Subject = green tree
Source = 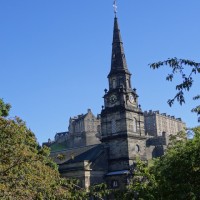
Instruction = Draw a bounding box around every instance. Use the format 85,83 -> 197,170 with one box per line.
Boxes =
0,99 -> 88,200
151,127 -> 200,199
121,159 -> 158,200
149,58 -> 200,121
124,128 -> 200,200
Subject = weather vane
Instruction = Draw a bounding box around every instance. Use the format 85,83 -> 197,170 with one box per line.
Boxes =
113,0 -> 117,16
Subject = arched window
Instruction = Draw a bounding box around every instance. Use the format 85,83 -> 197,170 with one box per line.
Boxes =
135,144 -> 140,153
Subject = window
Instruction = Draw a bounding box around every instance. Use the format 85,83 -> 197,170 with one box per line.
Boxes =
112,79 -> 116,88
126,78 -> 131,88
111,119 -> 116,134
133,118 -> 137,132
135,144 -> 140,153
129,118 -> 137,133
119,77 -> 124,87
112,180 -> 119,188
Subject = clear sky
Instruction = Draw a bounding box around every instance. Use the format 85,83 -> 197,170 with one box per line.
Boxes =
1,0 -> 200,144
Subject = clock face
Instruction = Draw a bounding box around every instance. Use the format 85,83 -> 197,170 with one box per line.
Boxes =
110,94 -> 117,104
129,94 -> 134,103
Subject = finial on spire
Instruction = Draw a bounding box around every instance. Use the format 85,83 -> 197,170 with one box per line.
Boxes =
113,0 -> 117,16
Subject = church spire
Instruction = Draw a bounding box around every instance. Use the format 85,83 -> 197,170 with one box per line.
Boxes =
108,15 -> 131,78
100,2 -> 146,175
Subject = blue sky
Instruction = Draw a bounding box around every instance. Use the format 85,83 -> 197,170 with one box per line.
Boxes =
1,0 -> 200,144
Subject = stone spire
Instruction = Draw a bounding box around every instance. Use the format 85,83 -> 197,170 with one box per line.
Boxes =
108,17 -> 131,77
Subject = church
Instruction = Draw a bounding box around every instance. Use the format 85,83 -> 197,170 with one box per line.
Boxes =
49,5 -> 185,189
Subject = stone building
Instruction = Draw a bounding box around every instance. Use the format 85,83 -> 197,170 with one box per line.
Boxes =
51,144 -> 107,188
144,110 -> 186,137
52,109 -> 101,149
48,13 -> 186,190
144,110 -> 186,159
68,109 -> 101,148
54,131 -> 69,143
49,15 -> 148,190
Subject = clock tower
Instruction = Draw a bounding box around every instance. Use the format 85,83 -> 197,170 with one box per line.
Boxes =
101,16 -> 147,173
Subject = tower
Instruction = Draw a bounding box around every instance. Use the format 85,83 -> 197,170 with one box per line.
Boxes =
101,13 -> 147,175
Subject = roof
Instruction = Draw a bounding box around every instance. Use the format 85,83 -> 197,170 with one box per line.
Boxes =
64,144 -> 104,164
106,170 -> 129,176
51,144 -> 105,165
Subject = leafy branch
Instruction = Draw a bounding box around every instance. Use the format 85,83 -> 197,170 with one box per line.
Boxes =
149,58 -> 200,120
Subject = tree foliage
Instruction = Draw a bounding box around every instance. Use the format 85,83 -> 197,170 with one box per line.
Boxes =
0,99 -> 111,200
124,159 -> 157,200
152,127 -> 200,199
149,58 -> 200,121
123,127 -> 200,200
0,99 -> 90,200
0,98 -> 11,117
0,116 -> 73,199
